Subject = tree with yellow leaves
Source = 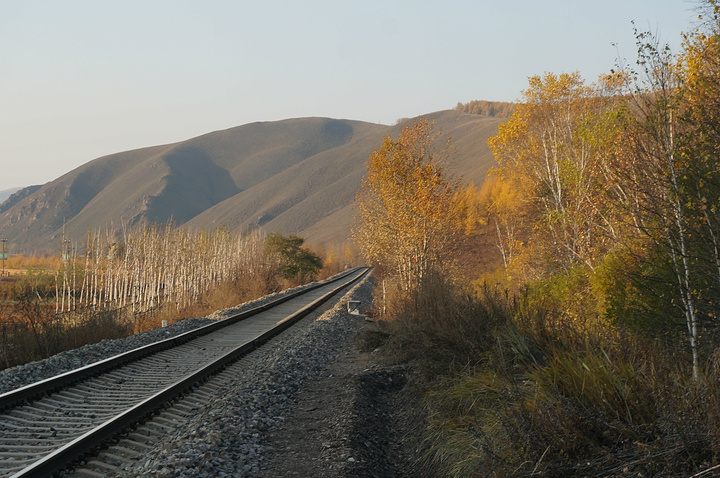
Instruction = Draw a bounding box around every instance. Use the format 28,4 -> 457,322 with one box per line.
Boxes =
488,72 -> 619,275
614,13 -> 720,378
477,171 -> 529,272
354,119 -> 462,291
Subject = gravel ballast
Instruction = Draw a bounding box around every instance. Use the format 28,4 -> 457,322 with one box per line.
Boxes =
1,272 -> 379,477
117,273 -> 375,477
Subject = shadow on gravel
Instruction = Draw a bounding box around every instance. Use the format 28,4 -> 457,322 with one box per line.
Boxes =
346,366 -> 409,478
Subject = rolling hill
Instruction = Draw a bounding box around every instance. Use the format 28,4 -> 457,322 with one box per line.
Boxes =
0,109 -> 505,254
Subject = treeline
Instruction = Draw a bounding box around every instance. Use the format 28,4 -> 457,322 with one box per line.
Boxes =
0,223 -> 331,370
356,2 -> 720,475
455,99 -> 515,118
482,32 -> 720,377
56,225 -> 268,314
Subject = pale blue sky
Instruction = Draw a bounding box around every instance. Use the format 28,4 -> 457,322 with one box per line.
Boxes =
0,1 -> 698,191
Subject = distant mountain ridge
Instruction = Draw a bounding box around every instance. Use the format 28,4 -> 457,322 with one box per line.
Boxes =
0,110 -> 505,253
0,187 -> 30,208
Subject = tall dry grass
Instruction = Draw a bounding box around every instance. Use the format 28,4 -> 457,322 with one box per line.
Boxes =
5,254 -> 61,271
371,271 -> 720,477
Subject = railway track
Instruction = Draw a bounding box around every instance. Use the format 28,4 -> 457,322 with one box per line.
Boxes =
0,267 -> 369,477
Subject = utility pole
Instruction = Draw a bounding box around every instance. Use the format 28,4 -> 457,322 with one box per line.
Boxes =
1,236 -> 6,277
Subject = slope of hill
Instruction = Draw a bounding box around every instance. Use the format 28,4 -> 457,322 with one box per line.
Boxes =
0,186 -> 40,213
0,189 -> 16,205
0,111 -> 504,253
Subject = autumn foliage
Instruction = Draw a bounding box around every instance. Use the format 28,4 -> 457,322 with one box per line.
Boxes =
455,99 -> 515,118
354,119 -> 464,291
487,72 -> 626,277
363,2 -> 720,476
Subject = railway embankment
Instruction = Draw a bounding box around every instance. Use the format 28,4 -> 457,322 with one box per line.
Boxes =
113,271 -> 410,477
1,270 -> 389,477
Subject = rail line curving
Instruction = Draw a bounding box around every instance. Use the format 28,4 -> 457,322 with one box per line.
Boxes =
0,267 -> 369,478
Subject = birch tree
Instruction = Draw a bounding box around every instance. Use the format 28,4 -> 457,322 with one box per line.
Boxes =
613,24 -> 708,378
488,72 -> 618,274
477,171 -> 529,273
679,10 -> 720,309
58,223 -> 271,318
354,119 -> 462,291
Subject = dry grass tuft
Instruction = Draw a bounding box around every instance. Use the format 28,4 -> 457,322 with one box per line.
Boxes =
375,272 -> 720,477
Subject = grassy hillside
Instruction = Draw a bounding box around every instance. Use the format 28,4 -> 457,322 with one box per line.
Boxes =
0,111 -> 504,253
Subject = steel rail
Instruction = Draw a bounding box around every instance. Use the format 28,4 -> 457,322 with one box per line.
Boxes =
7,267 -> 369,478
0,266 -> 362,412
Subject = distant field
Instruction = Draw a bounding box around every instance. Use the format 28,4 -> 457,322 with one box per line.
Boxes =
0,269 -> 26,277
